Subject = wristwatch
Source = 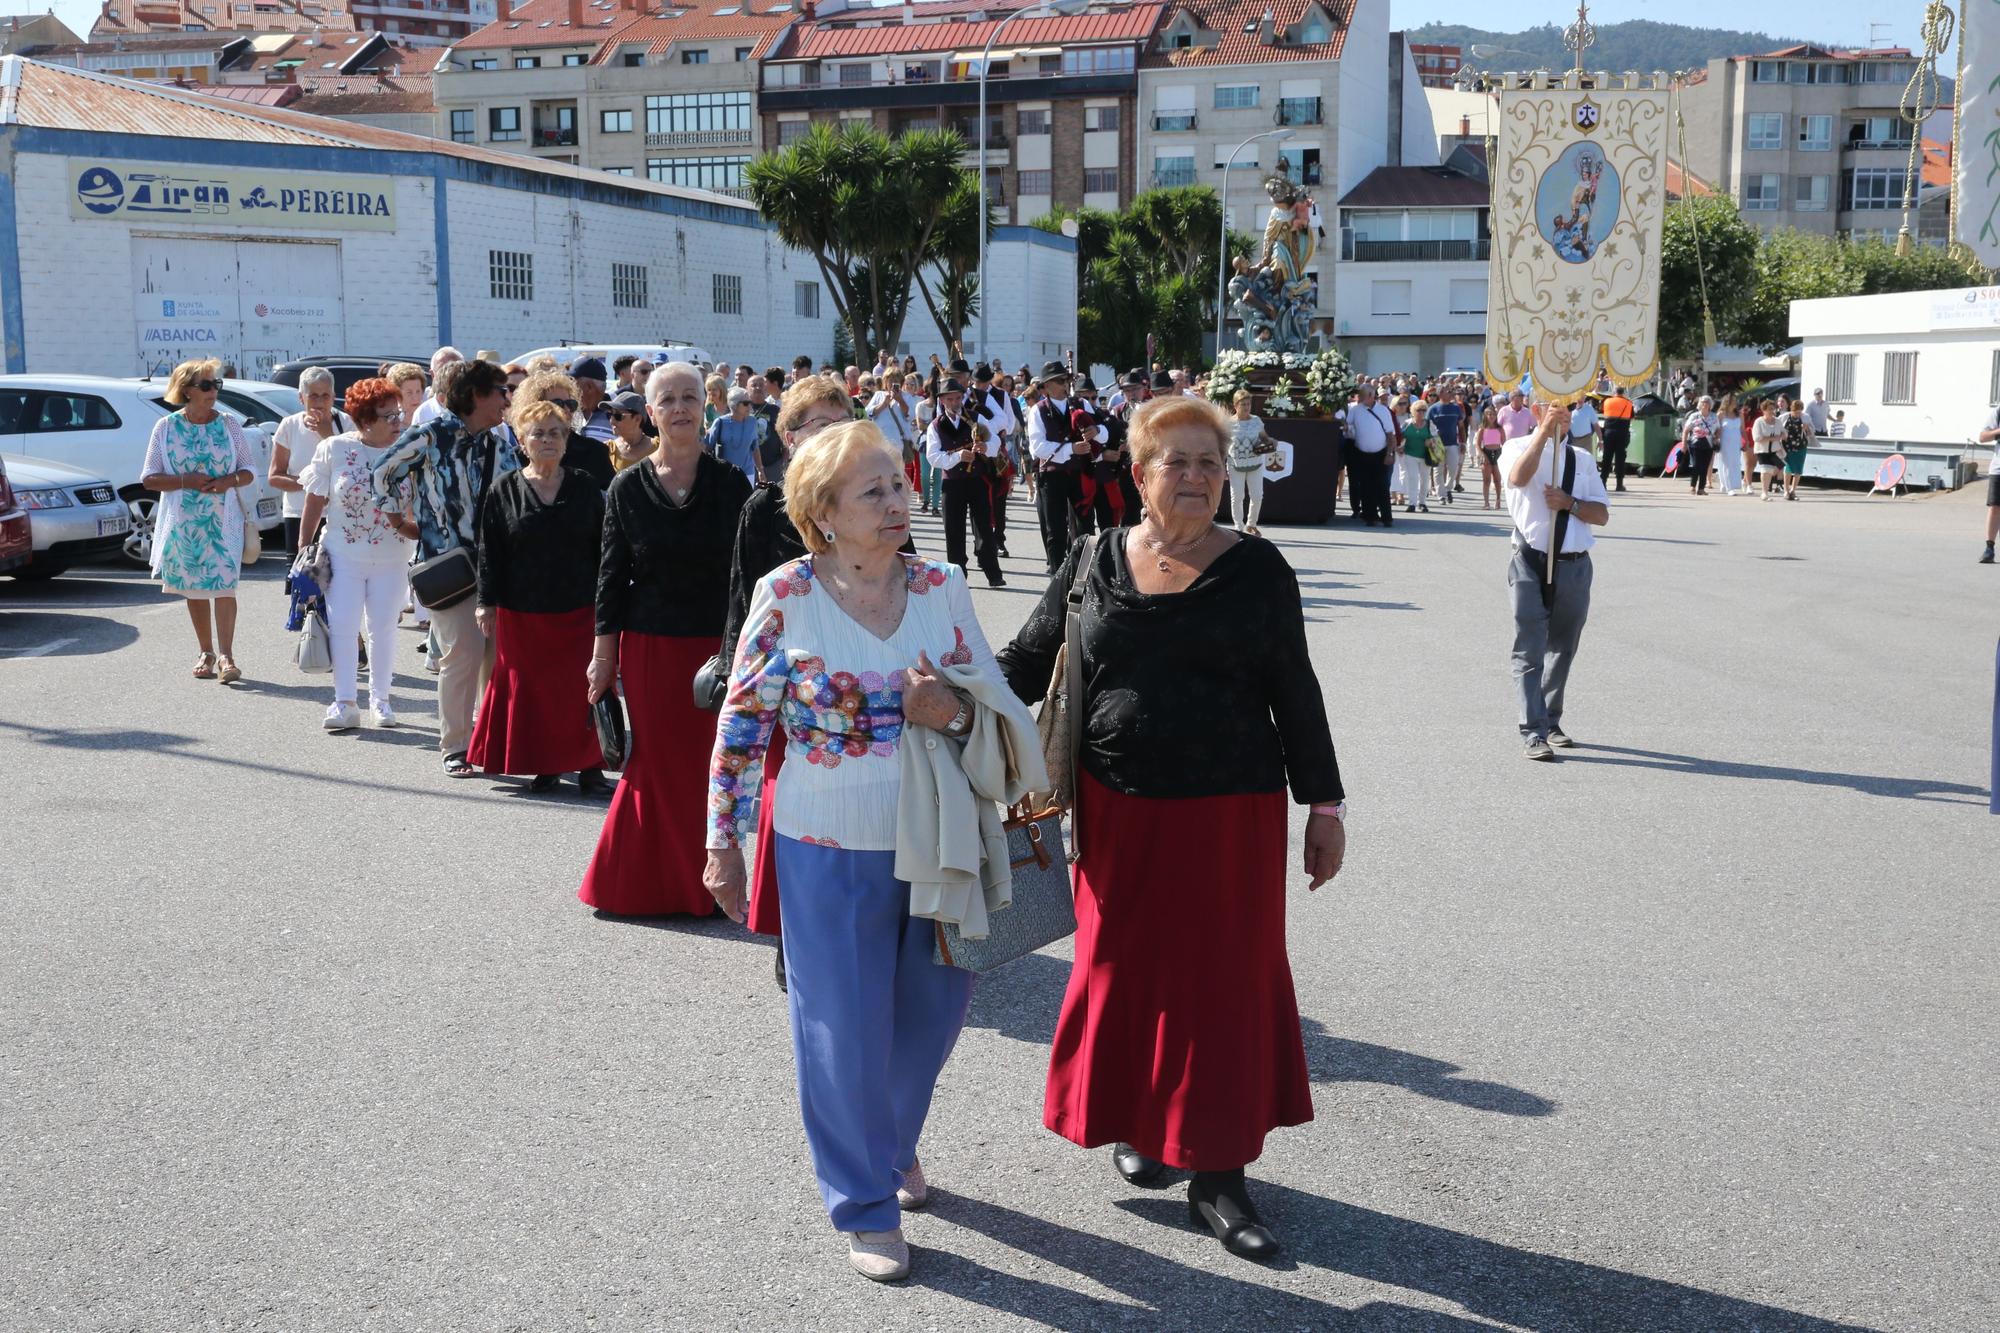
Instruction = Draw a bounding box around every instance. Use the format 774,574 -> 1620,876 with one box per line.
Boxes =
1310,801 -> 1347,822
944,699 -> 972,736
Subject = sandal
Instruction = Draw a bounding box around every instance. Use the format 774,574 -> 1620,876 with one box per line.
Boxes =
216,657 -> 242,684
442,752 -> 475,778
192,652 -> 217,679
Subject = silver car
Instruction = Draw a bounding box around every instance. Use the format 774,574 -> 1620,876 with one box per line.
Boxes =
0,453 -> 128,580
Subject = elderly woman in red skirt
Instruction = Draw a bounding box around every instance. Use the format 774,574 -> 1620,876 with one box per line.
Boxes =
998,394 -> 1348,1261
583,362 -> 752,915
469,398 -> 607,794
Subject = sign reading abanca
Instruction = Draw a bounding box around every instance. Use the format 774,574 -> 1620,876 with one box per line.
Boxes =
69,161 -> 396,232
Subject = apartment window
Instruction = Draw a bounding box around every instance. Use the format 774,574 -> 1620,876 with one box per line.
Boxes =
1843,168 -> 1907,210
795,280 -> 820,319
1017,108 -> 1049,136
563,53 -> 586,66
1862,60 -> 1912,84
603,166 -> 634,176
778,118 -> 810,144
1447,278 -> 1486,315
647,155 -> 750,190
601,109 -> 632,134
489,106 -> 522,142
1214,84 -> 1259,109
1796,175 -> 1830,211
1084,104 -> 1120,133
682,48 -> 709,64
1850,115 -> 1910,149
1825,352 -> 1856,404
1798,114 -> 1832,151
1746,113 -> 1783,151
735,46 -> 752,60
490,249 -> 533,302
644,92 -> 751,134
1751,60 -> 1784,82
1083,167 -> 1118,194
469,57 -> 497,70
1018,169 -> 1052,195
450,108 -> 474,143
612,261 -> 648,310
1790,61 -> 1849,84
1370,279 -> 1412,316
713,272 -> 742,316
1743,173 -> 1781,211
1061,46 -> 1135,75
837,62 -> 870,85
622,50 -> 644,67
514,56 -> 540,69
1154,110 -> 1196,132
1882,350 -> 1917,404
1153,153 -> 1194,188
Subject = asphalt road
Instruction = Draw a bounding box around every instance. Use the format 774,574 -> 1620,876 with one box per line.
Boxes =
2,474 -> 1994,1332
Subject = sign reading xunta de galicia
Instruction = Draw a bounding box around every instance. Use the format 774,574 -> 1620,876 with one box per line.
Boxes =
69,161 -> 396,232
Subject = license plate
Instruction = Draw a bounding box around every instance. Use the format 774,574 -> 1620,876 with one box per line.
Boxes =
257,497 -> 279,519
98,515 -> 130,536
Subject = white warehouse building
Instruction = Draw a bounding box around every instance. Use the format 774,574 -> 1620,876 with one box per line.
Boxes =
0,56 -> 1074,379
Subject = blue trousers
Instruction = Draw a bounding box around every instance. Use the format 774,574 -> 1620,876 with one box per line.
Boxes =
774,835 -> 974,1233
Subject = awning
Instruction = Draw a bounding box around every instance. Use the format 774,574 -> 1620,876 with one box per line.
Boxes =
948,47 -> 1058,62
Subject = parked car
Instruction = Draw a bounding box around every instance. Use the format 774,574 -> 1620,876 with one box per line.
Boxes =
510,343 -> 714,374
269,355 -> 432,398
0,375 -> 283,566
0,454 -> 128,580
0,456 -> 30,575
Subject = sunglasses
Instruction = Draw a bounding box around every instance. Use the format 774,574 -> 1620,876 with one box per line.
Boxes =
194,379 -> 224,392
549,398 -> 579,412
610,410 -> 637,420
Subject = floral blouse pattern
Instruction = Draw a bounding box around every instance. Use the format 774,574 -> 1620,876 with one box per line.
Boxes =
705,553 -> 998,852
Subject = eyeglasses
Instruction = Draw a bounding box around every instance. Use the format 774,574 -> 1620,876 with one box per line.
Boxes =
794,414 -> 847,438
380,409 -> 407,423
194,379 -> 224,393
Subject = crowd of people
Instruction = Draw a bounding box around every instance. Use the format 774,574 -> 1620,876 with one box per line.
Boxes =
137,345 -> 1349,1287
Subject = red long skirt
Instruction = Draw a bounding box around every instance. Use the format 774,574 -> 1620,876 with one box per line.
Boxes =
578,632 -> 717,918
467,606 -> 602,776
745,740 -> 785,936
1044,769 -> 1312,1169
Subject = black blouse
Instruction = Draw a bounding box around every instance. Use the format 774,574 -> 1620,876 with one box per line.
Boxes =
476,468 -> 604,614
562,431 -> 615,491
997,532 -> 1344,804
597,451 -> 751,639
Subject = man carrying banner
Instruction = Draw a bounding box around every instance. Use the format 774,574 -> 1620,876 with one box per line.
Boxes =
1503,405 -> 1610,761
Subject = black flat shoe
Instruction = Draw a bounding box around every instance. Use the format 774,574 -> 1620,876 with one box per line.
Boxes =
529,774 -> 562,793
577,768 -> 612,797
1188,1172 -> 1281,1260
1112,1143 -> 1164,1185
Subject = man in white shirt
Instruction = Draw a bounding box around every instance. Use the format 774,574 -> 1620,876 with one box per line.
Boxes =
1502,404 -> 1611,761
925,377 -> 1005,586
968,364 -> 1018,554
1567,396 -> 1599,453
1805,389 -> 1830,435
1979,404 -> 2000,563
1025,360 -> 1098,573
1337,383 -> 1397,526
409,346 -> 462,427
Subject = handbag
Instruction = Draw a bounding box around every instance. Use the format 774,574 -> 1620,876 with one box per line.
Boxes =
294,606 -> 332,674
932,802 -> 1076,974
693,652 -> 728,711
234,480 -> 262,565
1034,532 -> 1099,816
593,691 -> 628,770
408,545 -> 477,610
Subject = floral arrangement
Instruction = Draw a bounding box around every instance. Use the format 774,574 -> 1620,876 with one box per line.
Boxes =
1265,377 -> 1300,416
1207,347 -> 1355,416
1300,347 -> 1355,414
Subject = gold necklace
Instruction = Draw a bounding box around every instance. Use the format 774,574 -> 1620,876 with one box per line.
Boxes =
1139,523 -> 1213,572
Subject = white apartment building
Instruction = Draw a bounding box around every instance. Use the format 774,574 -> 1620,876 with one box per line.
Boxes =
1678,44 -> 1949,242
1791,285 -> 2000,453
1328,146 -> 1486,374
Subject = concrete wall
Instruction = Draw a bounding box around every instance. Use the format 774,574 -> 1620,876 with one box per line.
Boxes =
1790,286 -> 2000,446
1333,0 -> 1387,200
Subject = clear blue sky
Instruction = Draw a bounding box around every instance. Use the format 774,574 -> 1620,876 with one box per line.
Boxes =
1389,0 -> 1925,55
26,0 -> 1933,59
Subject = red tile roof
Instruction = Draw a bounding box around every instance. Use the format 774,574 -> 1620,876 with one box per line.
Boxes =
787,4 -> 1160,59
1731,43 -> 1912,62
1920,137 -> 1951,188
454,0 -> 791,57
189,81 -> 303,103
1143,0 -> 1350,67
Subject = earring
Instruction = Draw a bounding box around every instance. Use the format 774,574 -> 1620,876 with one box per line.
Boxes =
823,529 -> 836,544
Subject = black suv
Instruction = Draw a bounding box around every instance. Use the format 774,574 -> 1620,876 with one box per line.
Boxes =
270,355 -> 435,398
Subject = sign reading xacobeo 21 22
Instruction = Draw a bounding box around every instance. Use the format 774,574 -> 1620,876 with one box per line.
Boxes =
68,161 -> 397,232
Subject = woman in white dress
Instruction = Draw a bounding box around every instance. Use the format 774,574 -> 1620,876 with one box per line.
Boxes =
1716,392 -> 1745,494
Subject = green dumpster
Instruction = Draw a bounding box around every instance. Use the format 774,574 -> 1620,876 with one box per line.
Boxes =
1629,411 -> 1676,473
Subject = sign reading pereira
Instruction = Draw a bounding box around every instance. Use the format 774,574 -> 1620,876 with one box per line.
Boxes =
69,162 -> 397,233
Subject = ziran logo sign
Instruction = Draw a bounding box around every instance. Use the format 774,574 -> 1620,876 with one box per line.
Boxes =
67,159 -> 397,232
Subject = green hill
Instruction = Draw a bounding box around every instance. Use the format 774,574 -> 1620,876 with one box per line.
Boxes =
1407,20 -> 1800,76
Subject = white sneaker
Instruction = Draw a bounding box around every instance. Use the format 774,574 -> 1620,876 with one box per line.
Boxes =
371,703 -> 398,728
847,1228 -> 910,1282
322,702 -> 361,732
897,1158 -> 928,1210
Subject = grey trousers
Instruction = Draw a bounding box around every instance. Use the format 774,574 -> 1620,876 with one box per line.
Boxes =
1507,546 -> 1592,740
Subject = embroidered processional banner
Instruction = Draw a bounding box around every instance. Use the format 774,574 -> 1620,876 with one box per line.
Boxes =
1959,0 -> 2000,268
1483,85 -> 1670,399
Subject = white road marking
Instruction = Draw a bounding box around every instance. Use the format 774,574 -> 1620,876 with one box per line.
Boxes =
9,637 -> 77,657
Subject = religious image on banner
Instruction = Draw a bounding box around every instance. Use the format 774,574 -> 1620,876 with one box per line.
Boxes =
1484,85 -> 1669,399
1958,0 -> 2000,269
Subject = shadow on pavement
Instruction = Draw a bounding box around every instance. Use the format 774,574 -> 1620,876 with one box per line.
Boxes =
1557,744 -> 1986,805
962,949 -> 1067,1044
1302,1020 -> 1555,1116
0,610 -> 139,656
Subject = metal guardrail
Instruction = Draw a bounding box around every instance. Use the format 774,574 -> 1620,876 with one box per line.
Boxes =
1346,238 -> 1491,262
643,129 -> 754,148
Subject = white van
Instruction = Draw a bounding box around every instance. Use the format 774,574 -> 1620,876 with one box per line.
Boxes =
511,344 -> 715,374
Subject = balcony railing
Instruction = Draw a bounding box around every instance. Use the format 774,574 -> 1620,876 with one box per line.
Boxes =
1844,137 -> 1913,151
533,126 -> 579,147
1345,237 -> 1490,262
1279,162 -> 1323,186
1153,112 -> 1197,132
1276,97 -> 1322,126
644,128 -> 753,148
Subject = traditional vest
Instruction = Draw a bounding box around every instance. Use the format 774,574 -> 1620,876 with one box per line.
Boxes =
1037,398 -> 1081,472
934,411 -> 976,474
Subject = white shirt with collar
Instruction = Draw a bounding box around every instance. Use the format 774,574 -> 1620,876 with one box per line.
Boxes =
925,410 -> 997,471
1501,437 -> 1610,555
1567,401 -> 1598,442
411,394 -> 447,428
1341,399 -> 1396,454
971,384 -> 1016,438
1025,395 -> 1079,463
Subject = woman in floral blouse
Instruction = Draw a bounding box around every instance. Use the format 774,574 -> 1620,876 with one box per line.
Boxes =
139,358 -> 260,684
702,421 -> 995,1286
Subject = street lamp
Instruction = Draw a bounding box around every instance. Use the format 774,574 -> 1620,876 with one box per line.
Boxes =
1213,127 -> 1292,358
976,0 -> 1089,366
